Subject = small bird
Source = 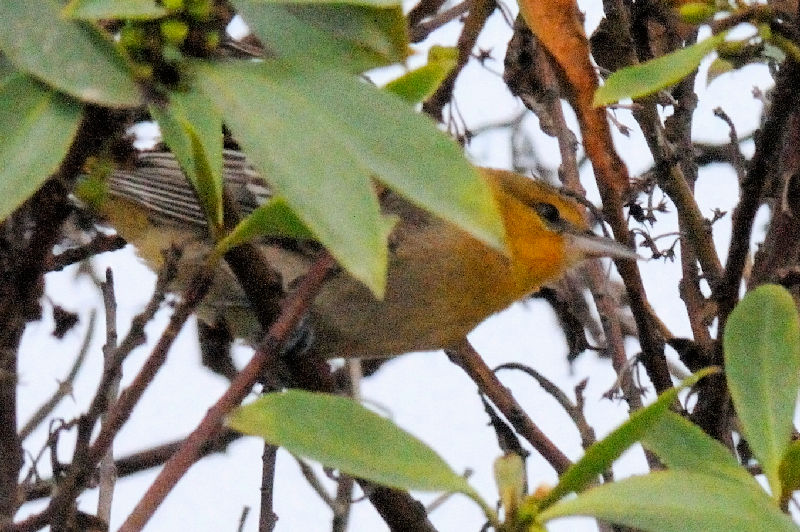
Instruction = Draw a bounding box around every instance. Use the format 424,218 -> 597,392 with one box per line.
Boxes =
88,149 -> 635,360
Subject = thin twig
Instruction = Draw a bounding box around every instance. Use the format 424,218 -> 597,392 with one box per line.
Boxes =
23,430 -> 242,502
46,234 -> 127,272
97,268 -> 121,524
494,363 -> 597,450
259,441 -> 279,532
237,507 -> 251,532
294,456 -> 337,509
19,311 -> 97,440
119,254 -> 336,532
445,339 -> 572,474
423,0 -> 497,121
15,252 -> 206,532
407,0 -> 449,28
409,0 -> 470,42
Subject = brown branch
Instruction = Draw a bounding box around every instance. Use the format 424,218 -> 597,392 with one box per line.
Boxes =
0,106 -> 125,524
23,430 -> 242,502
332,474 -> 355,532
502,18 -> 660,402
715,60 -> 800,324
46,234 -> 128,272
259,443 -> 279,532
13,251 -> 206,532
19,311 -> 96,440
422,0 -> 497,121
495,363 -> 596,450
446,339 -> 572,474
750,115 -> 800,287
409,0 -> 471,43
118,254 -> 335,532
407,0 -> 449,28
693,60 -> 800,443
97,269 -> 121,524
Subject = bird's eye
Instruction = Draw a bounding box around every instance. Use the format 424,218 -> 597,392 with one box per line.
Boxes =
535,202 -> 561,225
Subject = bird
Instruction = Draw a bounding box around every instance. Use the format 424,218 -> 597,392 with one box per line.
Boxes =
84,148 -> 635,360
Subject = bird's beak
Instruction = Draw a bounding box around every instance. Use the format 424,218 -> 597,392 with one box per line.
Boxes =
567,232 -> 640,260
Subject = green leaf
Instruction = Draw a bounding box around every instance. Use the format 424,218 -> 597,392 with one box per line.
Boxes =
538,471 -> 799,532
0,75 -> 83,222
193,61 -> 385,294
677,3 -> 717,24
0,55 -> 16,87
641,411 -> 759,489
594,33 -> 726,107
228,390 -> 472,494
232,0 -> 408,74
384,46 -> 457,103
239,0 -> 400,9
538,368 -> 717,509
0,0 -> 141,107
494,453 -> 526,519
724,284 -> 800,499
706,57 -> 734,86
150,90 -> 224,230
186,128 -> 222,231
194,60 -> 505,296
215,197 -> 316,255
63,0 -> 167,20
779,440 -> 800,498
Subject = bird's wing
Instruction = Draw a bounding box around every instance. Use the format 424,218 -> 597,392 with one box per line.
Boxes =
107,149 -> 269,228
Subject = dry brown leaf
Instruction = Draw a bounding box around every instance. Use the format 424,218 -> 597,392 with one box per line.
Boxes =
517,0 -> 630,198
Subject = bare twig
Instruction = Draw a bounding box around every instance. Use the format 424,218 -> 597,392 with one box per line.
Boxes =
15,251 -> 206,532
716,60 -> 800,319
119,254 -> 336,532
407,0 -> 449,28
46,234 -> 128,272
237,507 -> 251,532
19,311 -> 97,440
446,339 -> 572,474
97,269 -> 121,524
423,0 -> 497,121
259,442 -> 279,532
332,474 -> 355,532
24,430 -> 242,502
494,363 -> 597,450
409,0 -> 471,42
0,106 -> 125,523
294,456 -> 336,509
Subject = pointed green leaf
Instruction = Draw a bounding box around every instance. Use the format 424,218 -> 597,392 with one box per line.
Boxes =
193,60 -> 386,294
232,0 -> 408,74
0,0 -> 141,107
0,55 -> 16,87
724,284 -> 800,499
384,46 -> 458,103
228,390 -> 472,493
594,33 -> 726,107
246,0 -> 400,6
779,440 -> 800,498
494,453 -> 526,518
186,128 -> 223,231
63,0 -> 167,20
706,57 -> 734,86
538,368 -> 718,509
539,471 -> 798,532
0,75 -> 83,222
677,3 -> 716,24
150,89 -> 223,229
215,197 -> 315,255
641,411 -> 759,489
194,59 -> 505,295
